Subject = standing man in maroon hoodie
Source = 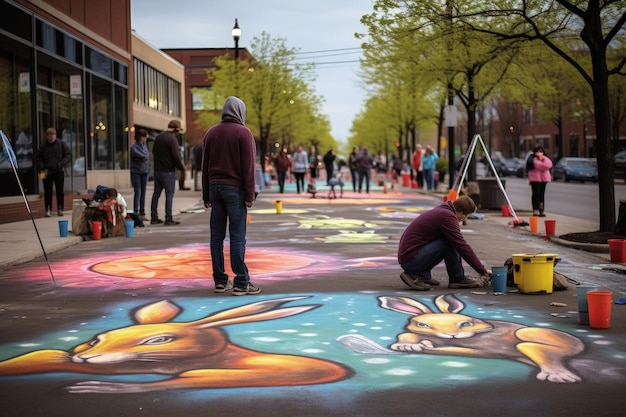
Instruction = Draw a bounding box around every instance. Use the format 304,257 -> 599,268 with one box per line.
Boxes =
202,96 -> 260,296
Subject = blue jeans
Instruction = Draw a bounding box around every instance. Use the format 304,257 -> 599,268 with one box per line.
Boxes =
277,170 -> 287,193
131,172 -> 148,215
350,168 -> 359,192
400,239 -> 465,283
209,183 -> 249,289
151,171 -> 176,222
358,168 -> 371,193
424,168 -> 435,190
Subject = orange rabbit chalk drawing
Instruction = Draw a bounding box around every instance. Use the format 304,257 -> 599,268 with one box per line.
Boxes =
0,297 -> 352,393
377,294 -> 585,383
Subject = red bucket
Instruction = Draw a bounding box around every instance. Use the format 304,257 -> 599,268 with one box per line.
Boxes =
402,172 -> 410,187
544,219 -> 556,236
92,221 -> 102,240
608,239 -> 626,262
587,291 -> 612,329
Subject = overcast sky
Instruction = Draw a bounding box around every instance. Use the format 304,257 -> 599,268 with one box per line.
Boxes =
130,0 -> 375,144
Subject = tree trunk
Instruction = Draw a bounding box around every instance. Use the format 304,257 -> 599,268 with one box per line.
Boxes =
582,4 -> 615,232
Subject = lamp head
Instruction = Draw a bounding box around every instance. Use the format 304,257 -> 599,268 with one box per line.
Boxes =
232,18 -> 241,41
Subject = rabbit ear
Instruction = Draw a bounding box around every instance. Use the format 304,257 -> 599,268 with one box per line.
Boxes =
195,296 -> 317,328
434,294 -> 465,313
378,296 -> 432,315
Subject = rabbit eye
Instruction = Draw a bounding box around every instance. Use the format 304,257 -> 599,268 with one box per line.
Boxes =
459,321 -> 473,328
88,338 -> 98,347
142,336 -> 174,345
416,322 -> 431,329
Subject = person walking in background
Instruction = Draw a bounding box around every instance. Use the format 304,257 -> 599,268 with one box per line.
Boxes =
422,145 -> 439,190
150,120 -> 186,226
192,143 -> 203,191
202,96 -> 260,296
274,146 -> 291,193
357,145 -> 375,193
348,145 -> 360,192
323,149 -> 336,185
37,127 -> 71,217
130,129 -> 150,220
309,153 -> 320,184
291,145 -> 308,193
391,156 -> 403,182
412,144 -> 423,188
526,145 -> 553,217
398,195 -> 491,291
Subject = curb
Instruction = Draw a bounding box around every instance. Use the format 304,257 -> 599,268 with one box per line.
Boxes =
548,236 -> 610,253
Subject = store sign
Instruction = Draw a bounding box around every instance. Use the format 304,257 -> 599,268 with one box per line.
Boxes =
19,72 -> 30,93
70,74 -> 82,96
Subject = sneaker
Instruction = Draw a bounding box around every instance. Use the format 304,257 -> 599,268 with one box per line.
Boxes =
164,220 -> 180,226
232,283 -> 261,296
57,210 -> 63,216
420,277 -> 440,286
45,210 -> 51,217
150,218 -> 164,224
214,281 -> 234,293
399,272 -> 431,291
448,278 -> 481,289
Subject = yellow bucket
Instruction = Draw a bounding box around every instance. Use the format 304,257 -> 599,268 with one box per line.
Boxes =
511,253 -> 557,294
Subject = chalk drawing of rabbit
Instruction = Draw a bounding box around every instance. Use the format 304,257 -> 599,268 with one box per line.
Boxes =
339,294 -> 584,383
0,297 -> 352,393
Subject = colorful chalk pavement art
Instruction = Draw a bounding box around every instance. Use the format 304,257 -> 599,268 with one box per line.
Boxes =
5,244 -> 398,289
0,293 -> 624,395
0,200 -> 625,398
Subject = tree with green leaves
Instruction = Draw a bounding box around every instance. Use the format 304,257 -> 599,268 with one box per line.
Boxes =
359,0 -> 525,181
450,0 -> 626,232
197,32 -> 335,174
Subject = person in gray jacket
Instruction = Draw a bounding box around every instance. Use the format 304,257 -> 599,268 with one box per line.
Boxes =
357,146 -> 374,193
130,129 -> 150,220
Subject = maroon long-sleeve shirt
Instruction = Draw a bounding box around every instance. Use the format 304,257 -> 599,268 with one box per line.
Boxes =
201,97 -> 257,203
397,201 -> 487,274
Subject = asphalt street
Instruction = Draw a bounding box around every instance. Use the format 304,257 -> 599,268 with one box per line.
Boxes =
0,182 -> 624,417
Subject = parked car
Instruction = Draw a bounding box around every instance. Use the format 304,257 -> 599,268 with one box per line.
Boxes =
614,151 -> 626,179
493,157 -> 524,177
552,157 -> 598,182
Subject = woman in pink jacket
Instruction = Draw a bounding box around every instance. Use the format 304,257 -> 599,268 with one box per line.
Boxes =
526,146 -> 553,217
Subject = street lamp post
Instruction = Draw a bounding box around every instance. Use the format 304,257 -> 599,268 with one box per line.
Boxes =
232,18 -> 241,60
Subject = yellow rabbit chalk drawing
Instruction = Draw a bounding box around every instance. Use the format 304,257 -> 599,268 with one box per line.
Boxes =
0,297 -> 352,393
378,294 -> 585,383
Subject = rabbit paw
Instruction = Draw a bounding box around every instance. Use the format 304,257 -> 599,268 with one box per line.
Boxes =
536,369 -> 581,383
67,380 -> 150,394
391,340 -> 434,353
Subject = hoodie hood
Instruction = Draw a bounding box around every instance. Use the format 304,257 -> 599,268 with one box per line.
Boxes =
221,96 -> 246,125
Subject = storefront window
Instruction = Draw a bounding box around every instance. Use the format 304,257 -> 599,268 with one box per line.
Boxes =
114,85 -> 128,170
90,75 -> 113,170
0,52 -> 35,196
